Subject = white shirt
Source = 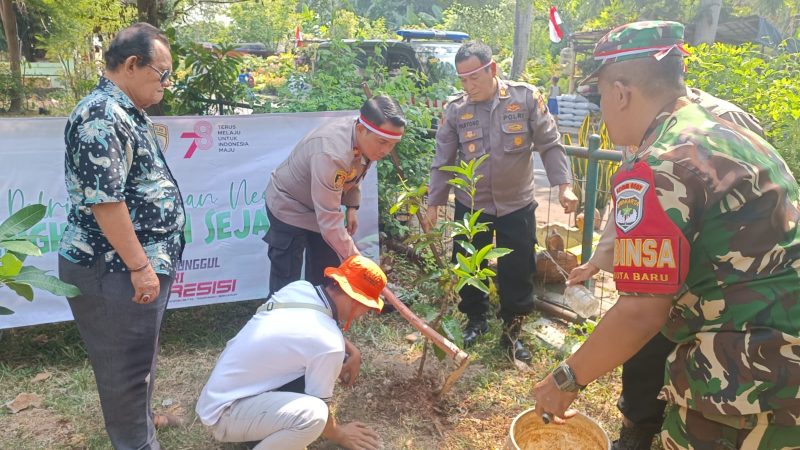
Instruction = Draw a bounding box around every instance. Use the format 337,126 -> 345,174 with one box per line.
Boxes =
195,281 -> 345,426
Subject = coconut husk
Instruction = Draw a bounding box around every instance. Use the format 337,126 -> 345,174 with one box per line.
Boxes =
534,229 -> 578,284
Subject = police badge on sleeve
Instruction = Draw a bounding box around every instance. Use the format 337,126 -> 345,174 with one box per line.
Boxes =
614,179 -> 649,233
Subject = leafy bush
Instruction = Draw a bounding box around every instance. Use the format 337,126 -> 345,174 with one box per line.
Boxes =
686,43 -> 800,176
1,205 -> 80,315
164,36 -> 249,115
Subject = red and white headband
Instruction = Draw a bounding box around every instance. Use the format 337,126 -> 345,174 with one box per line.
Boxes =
358,116 -> 403,140
457,59 -> 495,77
594,44 -> 690,62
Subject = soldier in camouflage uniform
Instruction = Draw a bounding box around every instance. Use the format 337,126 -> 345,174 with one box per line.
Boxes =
569,84 -> 766,450
426,41 -> 578,363
532,21 -> 800,449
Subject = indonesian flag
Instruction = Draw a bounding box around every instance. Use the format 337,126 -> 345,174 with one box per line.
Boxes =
549,6 -> 563,43
295,25 -> 303,48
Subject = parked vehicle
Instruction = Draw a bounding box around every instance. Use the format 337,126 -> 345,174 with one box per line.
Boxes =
318,30 -> 469,85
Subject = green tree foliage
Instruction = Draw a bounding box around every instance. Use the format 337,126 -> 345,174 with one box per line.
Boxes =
685,42 -> 800,176
350,0 -> 448,28
25,0 -> 136,100
440,0 -> 515,56
164,38 -> 248,115
226,0 -> 299,51
171,3 -> 230,47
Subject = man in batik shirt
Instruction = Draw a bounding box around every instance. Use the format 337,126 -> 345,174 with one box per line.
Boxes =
59,22 -> 185,450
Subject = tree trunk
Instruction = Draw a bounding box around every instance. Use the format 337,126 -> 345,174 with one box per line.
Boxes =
1,0 -> 24,112
138,0 -> 164,115
510,0 -> 533,81
692,0 -> 722,45
137,0 -> 160,28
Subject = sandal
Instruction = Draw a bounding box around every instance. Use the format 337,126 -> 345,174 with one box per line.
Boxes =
153,412 -> 186,429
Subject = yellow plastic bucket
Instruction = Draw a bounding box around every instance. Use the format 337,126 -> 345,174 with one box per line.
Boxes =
506,408 -> 610,450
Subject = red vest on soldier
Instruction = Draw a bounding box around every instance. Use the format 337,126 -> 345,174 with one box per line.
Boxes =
611,160 -> 690,295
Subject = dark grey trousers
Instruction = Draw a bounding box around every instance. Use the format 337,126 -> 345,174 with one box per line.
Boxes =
59,256 -> 173,450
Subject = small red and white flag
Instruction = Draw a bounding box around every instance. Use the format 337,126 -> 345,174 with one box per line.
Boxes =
295,25 -> 303,48
549,6 -> 563,43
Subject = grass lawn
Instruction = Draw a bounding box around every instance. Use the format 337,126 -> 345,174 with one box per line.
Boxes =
0,251 -> 658,449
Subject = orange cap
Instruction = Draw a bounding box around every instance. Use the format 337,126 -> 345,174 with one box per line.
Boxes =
324,255 -> 386,312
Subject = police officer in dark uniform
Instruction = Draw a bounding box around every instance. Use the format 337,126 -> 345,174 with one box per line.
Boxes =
426,41 -> 577,362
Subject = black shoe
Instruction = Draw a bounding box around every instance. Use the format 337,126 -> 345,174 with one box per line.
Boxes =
462,317 -> 488,347
611,423 -> 660,450
500,316 -> 532,363
500,335 -> 532,363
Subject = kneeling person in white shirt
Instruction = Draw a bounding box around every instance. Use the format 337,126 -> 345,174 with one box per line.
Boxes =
196,255 -> 386,450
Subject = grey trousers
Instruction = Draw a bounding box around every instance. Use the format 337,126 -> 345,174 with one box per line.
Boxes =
59,257 -> 174,450
211,391 -> 328,450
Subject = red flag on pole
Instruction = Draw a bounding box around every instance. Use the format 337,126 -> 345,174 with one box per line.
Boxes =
295,25 -> 303,48
549,6 -> 563,43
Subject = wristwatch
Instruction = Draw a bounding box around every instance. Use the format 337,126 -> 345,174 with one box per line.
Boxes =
551,362 -> 586,392
346,205 -> 360,210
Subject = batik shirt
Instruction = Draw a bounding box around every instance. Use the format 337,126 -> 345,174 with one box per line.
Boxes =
60,77 -> 185,275
622,99 -> 800,425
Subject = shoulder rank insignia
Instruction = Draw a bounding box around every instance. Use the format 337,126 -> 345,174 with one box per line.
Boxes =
334,170 -> 347,189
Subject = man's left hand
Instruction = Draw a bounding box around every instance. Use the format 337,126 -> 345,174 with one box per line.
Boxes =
339,346 -> 362,387
558,185 -> 579,214
346,207 -> 359,236
532,374 -> 579,424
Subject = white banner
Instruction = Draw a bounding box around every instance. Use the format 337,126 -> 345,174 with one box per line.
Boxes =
0,111 -> 379,329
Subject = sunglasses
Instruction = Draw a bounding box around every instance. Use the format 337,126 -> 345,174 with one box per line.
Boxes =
146,64 -> 172,84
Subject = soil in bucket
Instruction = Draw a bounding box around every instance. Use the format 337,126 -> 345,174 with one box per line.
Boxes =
507,408 -> 610,450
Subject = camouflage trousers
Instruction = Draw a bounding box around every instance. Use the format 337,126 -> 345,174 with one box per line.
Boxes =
661,405 -> 800,450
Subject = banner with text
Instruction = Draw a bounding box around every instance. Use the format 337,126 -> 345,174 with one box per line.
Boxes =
0,111 -> 379,329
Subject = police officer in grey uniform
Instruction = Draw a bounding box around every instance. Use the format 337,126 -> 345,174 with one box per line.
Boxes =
264,95 -> 405,296
568,88 -> 763,450
426,42 -> 578,362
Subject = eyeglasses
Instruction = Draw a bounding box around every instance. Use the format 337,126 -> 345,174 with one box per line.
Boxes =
147,64 -> 172,84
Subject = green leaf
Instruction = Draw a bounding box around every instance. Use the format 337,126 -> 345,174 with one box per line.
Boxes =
0,252 -> 23,277
14,266 -> 81,297
5,281 -> 34,301
440,315 -> 464,348
485,248 -> 514,260
439,165 -> 467,175
456,253 -> 473,272
0,204 -> 46,239
473,243 -> 493,264
0,305 -> 13,315
456,240 -> 476,255
464,277 -> 490,294
0,239 -> 42,256
447,178 -> 469,189
451,268 -> 470,278
479,268 -> 497,277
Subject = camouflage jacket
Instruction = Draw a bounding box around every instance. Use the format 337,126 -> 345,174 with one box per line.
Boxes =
630,98 -> 800,425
